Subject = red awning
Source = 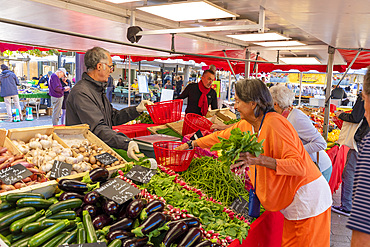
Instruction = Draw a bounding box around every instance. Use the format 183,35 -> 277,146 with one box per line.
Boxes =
338,49 -> 370,69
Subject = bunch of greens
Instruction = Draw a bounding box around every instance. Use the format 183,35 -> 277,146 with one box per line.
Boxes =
211,128 -> 264,165
180,157 -> 249,206
135,112 -> 154,124
223,119 -> 241,125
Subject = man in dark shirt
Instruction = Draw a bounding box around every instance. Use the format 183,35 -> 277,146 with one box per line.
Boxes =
177,69 -> 218,116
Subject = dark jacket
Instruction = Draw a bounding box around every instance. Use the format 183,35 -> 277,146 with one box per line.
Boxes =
66,72 -> 140,150
177,83 -> 218,115
38,75 -> 49,87
338,94 -> 370,144
0,70 -> 19,97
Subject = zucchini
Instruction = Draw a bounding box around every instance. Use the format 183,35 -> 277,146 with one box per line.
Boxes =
16,198 -> 54,209
40,219 -> 63,227
0,208 -> 16,218
47,210 -> 76,220
108,239 -> 122,247
54,229 -> 78,246
22,222 -> 47,234
83,210 -> 97,243
0,233 -> 11,246
47,197 -> 59,204
45,198 -> 83,217
77,227 -> 86,244
6,232 -> 29,243
40,232 -> 69,247
28,219 -> 71,247
9,236 -> 32,247
5,192 -> 45,202
0,207 -> 36,228
10,209 -> 45,233
0,201 -> 15,211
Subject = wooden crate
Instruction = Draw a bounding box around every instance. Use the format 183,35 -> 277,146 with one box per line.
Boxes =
54,125 -> 126,163
0,181 -> 57,200
0,128 -> 22,155
7,126 -> 54,143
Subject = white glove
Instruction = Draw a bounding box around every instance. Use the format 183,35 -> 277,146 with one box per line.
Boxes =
136,100 -> 154,113
127,141 -> 144,161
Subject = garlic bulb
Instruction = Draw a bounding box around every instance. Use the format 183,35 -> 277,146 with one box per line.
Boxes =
66,157 -> 78,164
61,148 -> 72,157
48,151 -> 57,159
40,140 -> 52,149
56,155 -> 66,162
52,140 -> 59,147
76,154 -> 84,163
18,145 -> 30,154
35,133 -> 42,139
29,141 -> 42,149
40,162 -> 53,173
44,155 -> 53,163
51,146 -> 63,154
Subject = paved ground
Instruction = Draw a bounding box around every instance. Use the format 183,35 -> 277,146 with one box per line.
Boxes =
1,101 -> 352,246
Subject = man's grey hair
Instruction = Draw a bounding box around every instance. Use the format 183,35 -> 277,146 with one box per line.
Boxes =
269,84 -> 295,110
84,47 -> 110,71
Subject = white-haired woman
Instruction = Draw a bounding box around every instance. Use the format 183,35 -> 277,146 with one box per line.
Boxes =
270,85 -> 332,182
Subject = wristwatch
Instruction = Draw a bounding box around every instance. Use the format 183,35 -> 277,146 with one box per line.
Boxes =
186,140 -> 193,149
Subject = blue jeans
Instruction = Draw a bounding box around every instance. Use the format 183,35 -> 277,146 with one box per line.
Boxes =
341,149 -> 358,211
107,87 -> 114,103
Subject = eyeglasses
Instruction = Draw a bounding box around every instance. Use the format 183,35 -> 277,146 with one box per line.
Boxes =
101,63 -> 114,72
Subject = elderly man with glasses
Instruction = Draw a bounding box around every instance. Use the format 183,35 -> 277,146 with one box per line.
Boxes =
66,47 -> 152,160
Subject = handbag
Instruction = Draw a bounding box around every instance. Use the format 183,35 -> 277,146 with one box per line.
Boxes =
337,120 -> 362,150
248,167 -> 261,218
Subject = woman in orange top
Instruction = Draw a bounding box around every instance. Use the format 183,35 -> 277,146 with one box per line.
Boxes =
178,79 -> 332,246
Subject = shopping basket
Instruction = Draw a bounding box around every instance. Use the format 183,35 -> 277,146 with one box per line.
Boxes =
153,141 -> 195,172
182,113 -> 213,136
145,99 -> 183,124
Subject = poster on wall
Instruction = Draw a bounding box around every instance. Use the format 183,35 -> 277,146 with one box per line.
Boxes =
212,81 -> 221,98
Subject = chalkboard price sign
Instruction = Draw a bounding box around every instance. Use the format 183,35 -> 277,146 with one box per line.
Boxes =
230,196 -> 249,218
50,160 -> 73,179
95,153 -> 118,166
0,164 -> 33,185
58,242 -> 107,247
125,165 -> 157,184
95,178 -> 140,205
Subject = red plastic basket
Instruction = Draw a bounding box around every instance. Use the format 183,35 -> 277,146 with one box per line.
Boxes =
146,100 -> 183,124
153,141 -> 195,172
182,113 -> 213,136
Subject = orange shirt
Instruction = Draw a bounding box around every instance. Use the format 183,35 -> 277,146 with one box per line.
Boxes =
197,112 -> 322,212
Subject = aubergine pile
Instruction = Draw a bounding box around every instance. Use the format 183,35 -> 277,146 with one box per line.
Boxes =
0,167 -> 225,247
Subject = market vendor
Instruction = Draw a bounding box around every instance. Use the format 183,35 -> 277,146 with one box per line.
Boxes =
177,69 -> 217,116
65,47 -> 152,160
177,78 -> 332,246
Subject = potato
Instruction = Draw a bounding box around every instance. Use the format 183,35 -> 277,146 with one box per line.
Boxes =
83,157 -> 90,162
89,156 -> 96,164
79,147 -> 86,153
106,165 -> 111,168
92,164 -> 99,169
97,161 -> 101,166
83,152 -> 89,157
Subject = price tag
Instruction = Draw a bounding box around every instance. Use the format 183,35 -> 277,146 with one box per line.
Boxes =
230,196 -> 249,217
95,152 -> 118,166
95,178 -> 140,205
125,165 -> 157,184
50,160 -> 73,179
0,164 -> 33,185
58,242 -> 107,247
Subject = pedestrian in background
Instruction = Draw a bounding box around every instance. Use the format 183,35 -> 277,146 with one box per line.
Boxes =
0,64 -> 22,121
106,75 -> 114,103
49,68 -> 67,125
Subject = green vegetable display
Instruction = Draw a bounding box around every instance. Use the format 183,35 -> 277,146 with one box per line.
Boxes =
211,128 -> 265,164
135,112 -> 154,124
223,119 -> 241,125
180,157 -> 249,205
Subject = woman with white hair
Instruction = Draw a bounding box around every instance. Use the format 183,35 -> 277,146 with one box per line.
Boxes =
270,85 -> 332,182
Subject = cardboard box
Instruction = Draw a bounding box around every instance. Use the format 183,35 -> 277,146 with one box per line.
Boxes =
206,108 -> 236,123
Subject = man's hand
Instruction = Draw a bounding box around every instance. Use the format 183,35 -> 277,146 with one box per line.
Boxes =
136,100 -> 154,113
127,141 -> 145,161
335,110 -> 344,118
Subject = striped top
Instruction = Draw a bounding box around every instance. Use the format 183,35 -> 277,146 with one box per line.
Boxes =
347,132 -> 370,234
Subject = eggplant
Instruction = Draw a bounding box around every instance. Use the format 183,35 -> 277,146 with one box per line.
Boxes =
93,214 -> 113,229
117,199 -> 132,219
194,241 -> 212,247
82,167 -> 109,183
167,217 -> 200,229
103,200 -> 119,215
58,179 -> 98,193
140,200 -> 165,220
122,236 -> 149,247
105,218 -> 134,233
106,230 -> 135,242
59,192 -> 85,201
126,199 -> 146,219
163,221 -> 188,246
83,204 -> 98,217
75,207 -> 83,217
84,191 -> 100,205
132,212 -> 166,236
178,228 -> 202,247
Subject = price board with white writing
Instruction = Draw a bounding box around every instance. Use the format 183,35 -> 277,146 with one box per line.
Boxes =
0,164 -> 33,185
95,178 -> 140,205
95,153 -> 118,166
125,165 -> 157,184
50,160 -> 73,179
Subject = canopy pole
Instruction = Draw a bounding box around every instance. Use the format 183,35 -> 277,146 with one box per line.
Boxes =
323,46 -> 335,140
298,72 -> 303,107
336,49 -> 362,87
128,55 -> 131,107
228,72 -> 232,101
245,50 -> 251,79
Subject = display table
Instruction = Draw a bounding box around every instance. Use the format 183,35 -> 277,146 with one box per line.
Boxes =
113,123 -> 159,138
